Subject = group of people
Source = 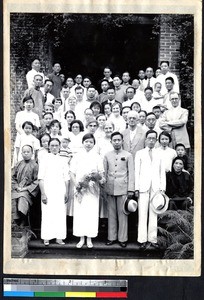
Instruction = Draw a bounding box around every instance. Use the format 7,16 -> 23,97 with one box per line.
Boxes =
11,59 -> 193,250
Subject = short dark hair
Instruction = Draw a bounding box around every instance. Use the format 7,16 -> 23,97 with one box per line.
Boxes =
165,76 -> 174,84
126,86 -> 135,94
122,106 -> 131,113
70,119 -> 84,132
75,86 -> 84,92
158,131 -> 172,143
113,74 -> 121,80
22,95 -> 35,106
160,61 -> 169,66
146,129 -> 157,139
87,84 -> 96,90
83,76 -> 92,82
52,97 -> 63,105
111,131 -> 123,140
44,79 -> 54,85
39,133 -> 51,146
62,84 -> 69,89
139,110 -> 147,116
144,87 -> 153,93
153,105 -> 161,111
107,87 -> 115,92
22,121 -> 34,130
49,119 -> 62,130
100,79 -> 110,85
96,113 -> 106,120
48,138 -> 61,146
90,101 -> 101,111
34,74 -> 43,80
146,112 -> 156,118
130,102 -> 141,110
82,133 -> 96,145
43,112 -> 53,118
64,110 -> 76,120
175,143 -> 186,150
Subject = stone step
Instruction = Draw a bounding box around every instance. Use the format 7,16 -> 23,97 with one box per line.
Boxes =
27,238 -> 164,259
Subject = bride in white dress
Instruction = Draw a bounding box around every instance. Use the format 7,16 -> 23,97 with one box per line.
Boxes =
70,133 -> 105,249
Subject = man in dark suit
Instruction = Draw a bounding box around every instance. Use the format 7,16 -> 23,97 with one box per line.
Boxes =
122,110 -> 146,161
103,132 -> 135,248
101,87 -> 120,113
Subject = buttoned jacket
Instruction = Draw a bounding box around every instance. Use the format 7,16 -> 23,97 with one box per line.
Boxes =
104,149 -> 135,196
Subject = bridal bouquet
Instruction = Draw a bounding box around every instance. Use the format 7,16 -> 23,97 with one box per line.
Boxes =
75,171 -> 105,202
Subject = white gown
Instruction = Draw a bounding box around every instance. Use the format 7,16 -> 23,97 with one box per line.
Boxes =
70,148 -> 104,238
38,153 -> 69,240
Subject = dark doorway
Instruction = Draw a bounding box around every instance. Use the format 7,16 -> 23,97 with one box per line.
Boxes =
52,15 -> 159,86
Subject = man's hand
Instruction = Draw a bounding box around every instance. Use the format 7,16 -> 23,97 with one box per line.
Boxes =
41,194 -> 47,204
127,191 -> 134,199
135,190 -> 139,199
64,195 -> 68,204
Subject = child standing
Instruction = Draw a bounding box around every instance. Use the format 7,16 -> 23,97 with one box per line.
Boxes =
37,133 -> 51,164
175,143 -> 192,174
13,121 -> 40,166
59,137 -> 72,164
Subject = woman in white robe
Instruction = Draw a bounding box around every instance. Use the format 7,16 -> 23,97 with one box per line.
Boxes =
70,133 -> 105,249
38,138 -> 69,246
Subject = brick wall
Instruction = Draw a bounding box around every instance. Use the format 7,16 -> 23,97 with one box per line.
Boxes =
158,21 -> 180,78
10,18 -> 50,148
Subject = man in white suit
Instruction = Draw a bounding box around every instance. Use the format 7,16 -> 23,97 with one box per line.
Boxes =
135,130 -> 166,249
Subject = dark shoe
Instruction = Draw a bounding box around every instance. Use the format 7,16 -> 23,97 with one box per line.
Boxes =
119,242 -> 127,248
105,240 -> 117,246
150,243 -> 160,249
139,242 -> 147,250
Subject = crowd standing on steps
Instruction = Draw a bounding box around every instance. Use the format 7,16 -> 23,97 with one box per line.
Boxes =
11,60 -> 194,250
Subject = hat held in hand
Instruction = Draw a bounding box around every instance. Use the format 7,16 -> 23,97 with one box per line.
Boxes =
123,197 -> 138,215
150,190 -> 169,214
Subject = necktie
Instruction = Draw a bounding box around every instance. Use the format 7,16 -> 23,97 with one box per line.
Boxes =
147,78 -> 151,87
44,92 -> 47,104
149,149 -> 153,161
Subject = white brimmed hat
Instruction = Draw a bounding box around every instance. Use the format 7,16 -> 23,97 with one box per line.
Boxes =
150,191 -> 169,214
123,198 -> 138,215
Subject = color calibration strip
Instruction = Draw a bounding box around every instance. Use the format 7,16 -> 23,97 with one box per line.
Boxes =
4,278 -> 128,298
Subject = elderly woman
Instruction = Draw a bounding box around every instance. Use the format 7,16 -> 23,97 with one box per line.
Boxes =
94,114 -> 106,140
109,102 -> 126,133
166,157 -> 193,210
68,120 -> 84,155
85,117 -> 99,136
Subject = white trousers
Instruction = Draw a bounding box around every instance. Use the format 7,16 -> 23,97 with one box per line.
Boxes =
137,190 -> 157,243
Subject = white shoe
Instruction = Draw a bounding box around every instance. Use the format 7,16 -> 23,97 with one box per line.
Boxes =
44,240 -> 49,246
56,239 -> 65,245
76,241 -> 84,248
87,238 -> 93,248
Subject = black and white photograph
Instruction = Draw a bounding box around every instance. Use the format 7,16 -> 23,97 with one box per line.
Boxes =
4,0 -> 201,276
